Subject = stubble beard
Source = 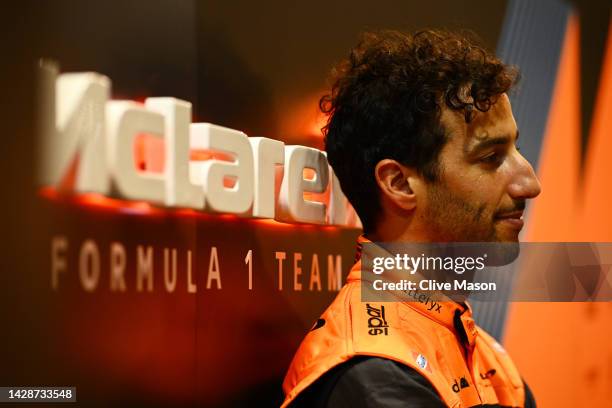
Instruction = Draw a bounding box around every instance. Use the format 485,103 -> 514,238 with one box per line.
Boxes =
424,181 -> 498,243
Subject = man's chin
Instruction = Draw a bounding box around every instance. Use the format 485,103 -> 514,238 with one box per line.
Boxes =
493,221 -> 523,242
487,239 -> 521,265
494,232 -> 520,243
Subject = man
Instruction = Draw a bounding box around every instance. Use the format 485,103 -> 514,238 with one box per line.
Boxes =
281,30 -> 541,407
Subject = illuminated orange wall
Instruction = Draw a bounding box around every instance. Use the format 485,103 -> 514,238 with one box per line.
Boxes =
505,14 -> 612,408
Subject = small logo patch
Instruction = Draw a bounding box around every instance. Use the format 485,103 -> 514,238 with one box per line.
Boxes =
411,351 -> 433,373
452,377 -> 470,393
366,303 -> 389,336
416,354 -> 428,370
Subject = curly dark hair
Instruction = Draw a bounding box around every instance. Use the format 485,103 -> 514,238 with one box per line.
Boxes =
321,29 -> 519,233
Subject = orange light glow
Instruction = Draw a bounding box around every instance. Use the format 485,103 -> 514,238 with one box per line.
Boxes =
190,150 -> 234,162
277,90 -> 328,148
134,133 -> 165,173
40,187 -> 164,216
38,186 -> 351,231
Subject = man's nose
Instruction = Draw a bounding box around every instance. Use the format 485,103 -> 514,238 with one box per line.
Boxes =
507,153 -> 542,200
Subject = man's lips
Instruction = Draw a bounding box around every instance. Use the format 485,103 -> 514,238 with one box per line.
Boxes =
494,211 -> 524,230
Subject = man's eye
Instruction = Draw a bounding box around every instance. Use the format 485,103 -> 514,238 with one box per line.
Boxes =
481,152 -> 503,165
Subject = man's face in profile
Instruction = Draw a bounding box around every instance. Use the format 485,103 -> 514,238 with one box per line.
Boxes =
420,94 -> 541,242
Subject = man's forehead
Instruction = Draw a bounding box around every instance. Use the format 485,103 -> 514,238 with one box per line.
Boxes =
441,94 -> 517,144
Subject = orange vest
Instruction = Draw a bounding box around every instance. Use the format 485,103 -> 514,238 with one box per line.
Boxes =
282,240 -> 526,408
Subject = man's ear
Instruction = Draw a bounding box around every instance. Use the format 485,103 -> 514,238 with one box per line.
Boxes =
374,159 -> 421,211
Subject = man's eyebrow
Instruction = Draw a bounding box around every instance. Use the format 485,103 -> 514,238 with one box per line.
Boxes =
468,135 -> 512,153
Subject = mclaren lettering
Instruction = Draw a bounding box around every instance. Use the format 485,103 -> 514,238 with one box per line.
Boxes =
38,62 -> 361,227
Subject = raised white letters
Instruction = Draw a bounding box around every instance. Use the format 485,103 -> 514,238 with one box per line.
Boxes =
39,65 -> 362,227
145,98 -> 204,208
249,137 -> 285,218
106,102 -> 166,203
39,62 -> 111,194
277,146 -> 329,224
191,123 -> 254,214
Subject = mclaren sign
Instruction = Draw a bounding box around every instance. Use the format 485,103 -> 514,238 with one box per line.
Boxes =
37,62 -> 360,227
